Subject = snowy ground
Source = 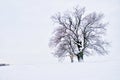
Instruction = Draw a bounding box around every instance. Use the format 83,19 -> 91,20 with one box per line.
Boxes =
0,0 -> 120,80
0,56 -> 120,80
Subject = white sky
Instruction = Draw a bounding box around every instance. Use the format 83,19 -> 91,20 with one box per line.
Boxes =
0,0 -> 120,64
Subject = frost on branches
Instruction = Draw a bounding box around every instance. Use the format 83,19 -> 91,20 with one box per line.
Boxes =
49,7 -> 109,63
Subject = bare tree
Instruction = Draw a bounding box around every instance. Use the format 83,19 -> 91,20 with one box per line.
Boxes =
49,7 -> 109,62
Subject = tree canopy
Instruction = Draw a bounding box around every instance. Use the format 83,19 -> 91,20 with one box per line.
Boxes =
49,7 -> 109,62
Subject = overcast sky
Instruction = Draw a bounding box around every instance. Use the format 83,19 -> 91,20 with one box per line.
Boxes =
0,0 -> 120,64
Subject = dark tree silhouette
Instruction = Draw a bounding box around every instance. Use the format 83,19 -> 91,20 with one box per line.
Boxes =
0,64 -> 9,66
49,7 -> 109,62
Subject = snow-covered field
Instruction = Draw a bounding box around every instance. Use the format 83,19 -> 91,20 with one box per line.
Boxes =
0,0 -> 120,80
0,56 -> 120,80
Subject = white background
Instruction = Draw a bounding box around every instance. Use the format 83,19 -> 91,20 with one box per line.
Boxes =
0,0 -> 120,80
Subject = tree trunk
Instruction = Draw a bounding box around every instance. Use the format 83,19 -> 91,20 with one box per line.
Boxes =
76,52 -> 83,62
70,55 -> 74,63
